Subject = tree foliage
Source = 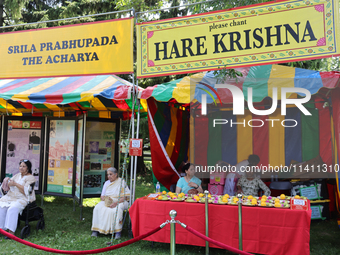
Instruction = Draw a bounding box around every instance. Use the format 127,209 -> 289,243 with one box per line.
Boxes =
1,0 -> 29,27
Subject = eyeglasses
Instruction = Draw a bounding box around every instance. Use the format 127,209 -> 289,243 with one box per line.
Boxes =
20,159 -> 29,163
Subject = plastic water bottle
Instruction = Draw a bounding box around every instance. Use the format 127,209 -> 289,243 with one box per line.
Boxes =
156,182 -> 161,193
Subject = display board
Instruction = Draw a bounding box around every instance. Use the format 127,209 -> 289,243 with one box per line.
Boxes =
83,170 -> 106,195
299,185 -> 321,200
46,119 -> 75,195
5,119 -> 43,191
83,120 -> 117,195
311,205 -> 325,220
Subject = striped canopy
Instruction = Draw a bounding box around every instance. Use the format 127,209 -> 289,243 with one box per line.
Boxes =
0,74 -> 146,118
139,64 -> 340,103
194,104 -> 334,171
144,64 -> 340,190
147,97 -> 336,190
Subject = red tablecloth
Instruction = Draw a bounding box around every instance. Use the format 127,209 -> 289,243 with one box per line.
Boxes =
130,198 -> 311,255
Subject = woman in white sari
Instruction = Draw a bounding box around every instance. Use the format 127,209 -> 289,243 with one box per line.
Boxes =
91,167 -> 130,239
0,160 -> 36,239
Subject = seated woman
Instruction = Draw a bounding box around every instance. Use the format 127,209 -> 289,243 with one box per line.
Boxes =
0,160 -> 36,239
91,167 -> 130,239
175,163 -> 203,194
236,169 -> 270,197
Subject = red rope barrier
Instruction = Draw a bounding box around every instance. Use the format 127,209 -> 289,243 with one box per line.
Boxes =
0,226 -> 161,254
184,225 -> 252,255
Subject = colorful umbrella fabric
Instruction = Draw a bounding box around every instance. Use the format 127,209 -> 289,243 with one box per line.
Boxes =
143,64 -> 340,191
139,64 -> 340,103
0,74 -> 146,118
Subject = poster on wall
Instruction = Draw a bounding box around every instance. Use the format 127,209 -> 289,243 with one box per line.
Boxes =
84,121 -> 116,195
6,120 -> 42,190
75,119 -> 84,200
47,120 -> 75,195
83,171 -> 106,195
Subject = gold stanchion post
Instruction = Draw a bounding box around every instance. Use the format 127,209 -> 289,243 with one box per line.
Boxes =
204,190 -> 209,255
238,193 -> 243,251
169,210 -> 177,255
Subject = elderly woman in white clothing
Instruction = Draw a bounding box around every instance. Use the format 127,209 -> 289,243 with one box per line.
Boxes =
91,167 -> 130,239
0,160 -> 36,239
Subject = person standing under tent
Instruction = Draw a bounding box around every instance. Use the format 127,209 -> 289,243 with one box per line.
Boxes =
91,167 -> 130,239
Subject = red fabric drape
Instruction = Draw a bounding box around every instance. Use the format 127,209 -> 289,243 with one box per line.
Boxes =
148,99 -> 179,190
331,88 -> 340,208
314,97 -> 333,166
130,198 -> 311,255
331,89 -> 340,169
194,114 -> 209,167
318,106 -> 332,166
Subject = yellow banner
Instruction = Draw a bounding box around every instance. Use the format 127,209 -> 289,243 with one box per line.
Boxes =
0,18 -> 133,78
137,0 -> 340,78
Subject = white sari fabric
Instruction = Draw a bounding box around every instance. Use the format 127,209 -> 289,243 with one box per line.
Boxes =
91,178 -> 130,234
0,173 -> 36,212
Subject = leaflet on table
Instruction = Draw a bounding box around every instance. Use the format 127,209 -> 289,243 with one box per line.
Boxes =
148,194 -> 159,198
290,198 -> 309,210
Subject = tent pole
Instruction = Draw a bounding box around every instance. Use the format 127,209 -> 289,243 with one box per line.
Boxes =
129,73 -> 136,206
130,8 -> 138,206
0,115 -> 4,180
41,116 -> 48,207
127,9 -> 137,239
79,114 -> 87,221
132,94 -> 141,204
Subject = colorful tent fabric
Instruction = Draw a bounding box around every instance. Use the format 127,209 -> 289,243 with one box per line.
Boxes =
147,99 -> 189,190
139,64 -> 340,103
142,64 -> 340,191
194,104 -> 333,172
0,74 -> 146,118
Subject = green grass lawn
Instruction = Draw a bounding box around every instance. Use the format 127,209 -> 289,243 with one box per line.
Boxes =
1,181 -> 339,255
